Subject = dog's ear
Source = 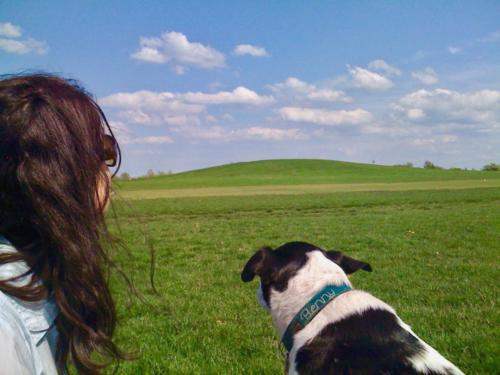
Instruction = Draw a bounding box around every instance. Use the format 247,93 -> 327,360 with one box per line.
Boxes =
325,250 -> 372,274
241,246 -> 274,282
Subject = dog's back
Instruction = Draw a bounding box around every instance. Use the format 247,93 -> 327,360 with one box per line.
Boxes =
293,306 -> 462,374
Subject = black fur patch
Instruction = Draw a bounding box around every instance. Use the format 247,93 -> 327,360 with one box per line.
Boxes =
295,308 -> 454,374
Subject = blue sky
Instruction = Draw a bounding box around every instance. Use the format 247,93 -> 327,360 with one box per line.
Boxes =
2,1 -> 500,175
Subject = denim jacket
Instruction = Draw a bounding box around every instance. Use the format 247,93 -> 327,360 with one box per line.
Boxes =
0,235 -> 59,375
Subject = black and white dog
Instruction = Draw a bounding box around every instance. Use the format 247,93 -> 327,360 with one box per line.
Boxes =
241,241 -> 464,374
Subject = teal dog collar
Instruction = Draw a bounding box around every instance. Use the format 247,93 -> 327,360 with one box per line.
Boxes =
281,283 -> 352,352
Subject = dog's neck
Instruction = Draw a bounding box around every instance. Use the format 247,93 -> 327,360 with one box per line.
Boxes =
269,251 -> 352,337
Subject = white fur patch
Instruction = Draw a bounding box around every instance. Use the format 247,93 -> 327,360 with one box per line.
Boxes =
398,319 -> 465,375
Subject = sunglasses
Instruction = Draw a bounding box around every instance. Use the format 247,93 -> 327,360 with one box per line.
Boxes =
103,134 -> 118,168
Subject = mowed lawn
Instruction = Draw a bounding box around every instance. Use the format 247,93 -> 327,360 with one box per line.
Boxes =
107,187 -> 500,374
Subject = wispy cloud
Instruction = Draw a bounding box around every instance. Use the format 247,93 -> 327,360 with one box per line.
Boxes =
110,121 -> 174,145
477,30 -> 500,44
279,107 -> 372,126
347,65 -> 393,91
238,126 -> 306,141
233,44 -> 269,57
367,59 -> 401,76
269,77 -> 351,103
445,30 -> 500,55
171,124 -> 306,142
411,67 -> 438,85
447,46 -> 462,55
126,135 -> 174,144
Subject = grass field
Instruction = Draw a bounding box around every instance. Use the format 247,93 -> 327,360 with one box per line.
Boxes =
116,159 -> 500,190
108,160 -> 499,374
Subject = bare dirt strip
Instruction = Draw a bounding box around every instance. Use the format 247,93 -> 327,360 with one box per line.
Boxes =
116,179 -> 500,200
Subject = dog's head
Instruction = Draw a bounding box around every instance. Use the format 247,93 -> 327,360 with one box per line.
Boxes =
241,241 -> 372,311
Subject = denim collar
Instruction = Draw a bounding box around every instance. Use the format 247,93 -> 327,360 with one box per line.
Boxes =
0,236 -> 59,345
281,283 -> 352,352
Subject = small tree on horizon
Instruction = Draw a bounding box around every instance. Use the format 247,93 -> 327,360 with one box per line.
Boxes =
482,163 -> 500,171
423,160 -> 441,169
118,172 -> 131,180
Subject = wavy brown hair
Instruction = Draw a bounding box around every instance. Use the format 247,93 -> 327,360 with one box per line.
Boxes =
0,74 -> 126,373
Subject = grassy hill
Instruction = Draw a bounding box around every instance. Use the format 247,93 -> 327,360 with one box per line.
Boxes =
115,159 -> 500,191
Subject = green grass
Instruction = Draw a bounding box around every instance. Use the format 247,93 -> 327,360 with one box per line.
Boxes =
116,159 -> 500,191
118,179 -> 500,200
107,187 -> 500,374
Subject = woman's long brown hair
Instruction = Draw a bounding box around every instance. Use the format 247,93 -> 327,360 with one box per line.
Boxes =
0,74 -> 127,373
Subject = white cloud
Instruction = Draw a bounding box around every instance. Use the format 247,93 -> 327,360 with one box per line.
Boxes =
109,121 -> 133,144
393,88 -> 500,126
117,110 -> 161,125
279,107 -> 372,126
360,123 -> 410,136
0,22 -> 22,38
269,77 -> 314,93
406,108 -> 425,120
238,127 -> 306,141
0,37 -> 48,55
306,89 -> 351,102
179,86 -> 275,105
102,87 -> 273,111
412,135 -> 458,146
347,65 -> 393,91
171,124 -> 305,142
127,136 -> 174,145
233,44 -> 268,57
131,31 -> 225,71
0,22 -> 48,55
109,121 -> 173,145
411,67 -> 438,85
102,87 -> 275,141
447,46 -> 462,54
101,90 -> 204,114
269,77 -> 351,103
103,91 -> 204,129
170,125 -> 228,141
131,46 -> 167,63
367,59 -> 401,76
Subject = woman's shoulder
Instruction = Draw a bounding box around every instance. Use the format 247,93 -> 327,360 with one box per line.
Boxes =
0,237 -> 59,374
0,290 -> 38,374
0,238 -> 59,341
